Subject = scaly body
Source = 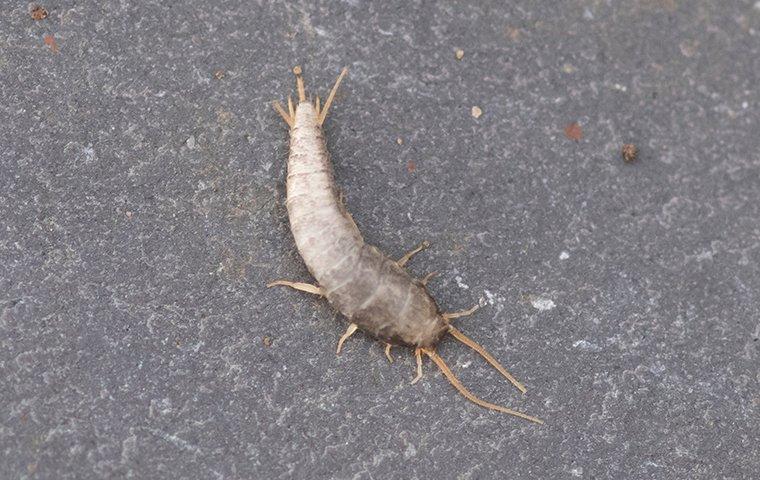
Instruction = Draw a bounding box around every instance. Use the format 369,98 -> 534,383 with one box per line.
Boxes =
286,101 -> 446,348
268,66 -> 542,424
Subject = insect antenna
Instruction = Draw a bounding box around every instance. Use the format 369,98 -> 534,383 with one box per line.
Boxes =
318,67 -> 348,125
448,325 -> 527,393
293,65 -> 307,102
422,348 -> 543,424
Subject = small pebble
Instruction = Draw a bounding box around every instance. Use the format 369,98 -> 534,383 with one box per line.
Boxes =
622,143 -> 638,162
31,5 -> 48,20
455,49 -> 465,60
263,336 -> 272,347
471,106 -> 483,119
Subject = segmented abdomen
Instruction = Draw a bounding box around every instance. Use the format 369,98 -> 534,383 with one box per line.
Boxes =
286,103 -> 445,347
286,105 -> 364,292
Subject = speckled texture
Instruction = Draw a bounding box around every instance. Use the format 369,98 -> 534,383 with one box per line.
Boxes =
2,1 -> 759,479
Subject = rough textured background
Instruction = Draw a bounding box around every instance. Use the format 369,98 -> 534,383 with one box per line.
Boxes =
2,1 -> 759,479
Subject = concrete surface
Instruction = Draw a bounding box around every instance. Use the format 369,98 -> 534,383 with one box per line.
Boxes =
2,1 -> 759,479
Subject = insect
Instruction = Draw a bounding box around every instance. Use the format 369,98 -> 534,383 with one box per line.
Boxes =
269,66 -> 542,424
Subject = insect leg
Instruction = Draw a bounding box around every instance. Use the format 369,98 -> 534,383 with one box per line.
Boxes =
397,240 -> 430,267
410,348 -> 423,384
266,280 -> 324,296
442,304 -> 480,321
318,67 -> 348,125
272,101 -> 294,128
336,323 -> 358,354
384,343 -> 394,363
448,325 -> 527,394
420,271 -> 438,286
422,348 -> 543,424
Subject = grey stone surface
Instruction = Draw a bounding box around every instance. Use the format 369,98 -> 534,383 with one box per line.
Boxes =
2,1 -> 759,479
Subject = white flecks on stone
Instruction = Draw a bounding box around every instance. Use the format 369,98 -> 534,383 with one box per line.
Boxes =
573,339 -> 602,351
152,429 -> 203,456
531,296 -> 555,311
186,135 -> 196,149
754,1 -> 760,11
483,289 -> 495,304
403,442 -> 417,459
455,275 -> 470,290
482,289 -> 505,317
675,446 -> 691,457
83,145 -> 96,163
570,467 -> 583,477
149,397 -> 173,417
120,433 -> 138,465
559,251 -> 570,260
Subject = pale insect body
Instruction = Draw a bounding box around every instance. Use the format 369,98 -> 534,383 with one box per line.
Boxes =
269,67 -> 542,424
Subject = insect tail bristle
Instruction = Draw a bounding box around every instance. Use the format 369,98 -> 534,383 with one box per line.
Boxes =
447,325 -> 527,394
422,348 -> 543,424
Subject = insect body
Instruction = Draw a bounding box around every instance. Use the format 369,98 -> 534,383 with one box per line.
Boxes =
269,67 -> 542,424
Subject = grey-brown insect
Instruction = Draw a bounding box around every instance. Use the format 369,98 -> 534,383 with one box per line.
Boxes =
269,67 -> 542,424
